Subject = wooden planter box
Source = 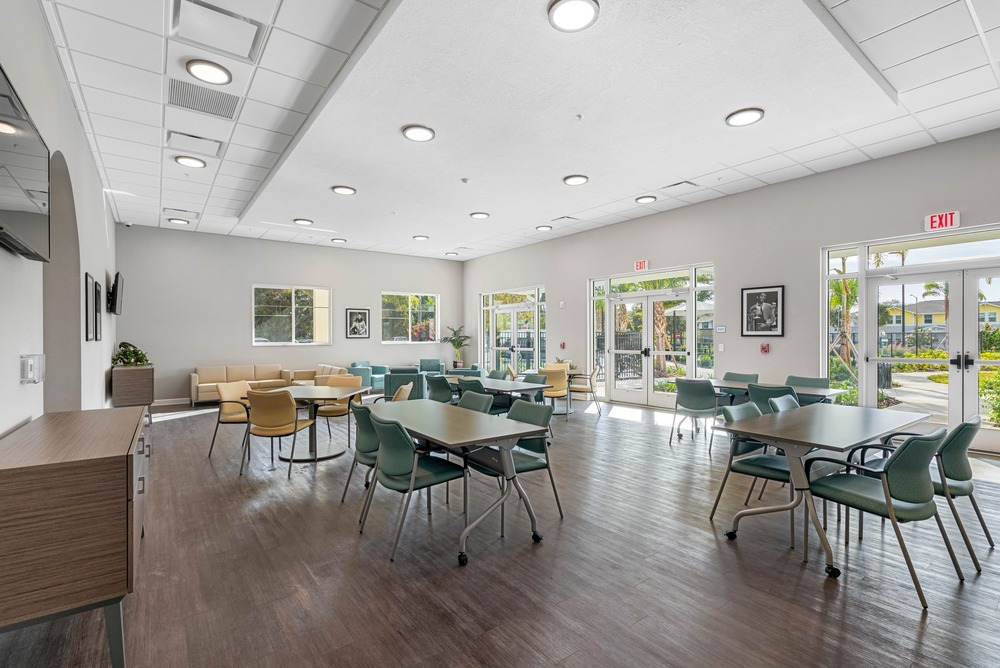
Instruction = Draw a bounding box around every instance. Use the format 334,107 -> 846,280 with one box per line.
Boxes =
111,365 -> 154,407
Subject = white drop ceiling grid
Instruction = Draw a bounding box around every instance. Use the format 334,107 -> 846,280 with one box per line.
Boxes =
35,0 -> 1000,260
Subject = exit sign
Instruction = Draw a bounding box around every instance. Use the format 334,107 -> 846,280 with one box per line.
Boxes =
634,259 -> 648,271
925,211 -> 959,232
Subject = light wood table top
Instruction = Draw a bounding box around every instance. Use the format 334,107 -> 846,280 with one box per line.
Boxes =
368,399 -> 546,448
710,379 -> 847,401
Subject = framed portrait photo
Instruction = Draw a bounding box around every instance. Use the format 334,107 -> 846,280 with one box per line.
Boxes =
85,272 -> 95,341
95,281 -> 102,341
346,308 -> 370,339
741,285 -> 784,337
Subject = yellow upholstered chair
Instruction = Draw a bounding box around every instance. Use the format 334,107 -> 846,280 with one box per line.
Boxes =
568,367 -> 602,416
539,367 -> 569,420
244,389 -> 314,479
375,382 -> 413,403
317,374 -> 363,444
208,379 -> 251,458
507,364 -> 517,380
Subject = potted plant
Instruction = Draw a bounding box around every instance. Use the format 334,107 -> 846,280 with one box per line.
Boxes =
111,342 -> 154,407
440,325 -> 473,368
554,356 -> 577,370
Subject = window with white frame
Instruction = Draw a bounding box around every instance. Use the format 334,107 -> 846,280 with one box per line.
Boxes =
922,314 -> 933,325
381,292 -> 438,342
253,285 -> 330,345
989,312 -> 998,323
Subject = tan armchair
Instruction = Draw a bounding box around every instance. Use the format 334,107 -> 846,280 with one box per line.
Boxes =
316,374 -> 363,445
539,367 -> 569,420
568,367 -> 602,416
244,389 -> 313,479
208,380 -> 251,458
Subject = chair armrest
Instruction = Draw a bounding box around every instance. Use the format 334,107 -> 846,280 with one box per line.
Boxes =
294,369 -> 317,381
218,400 -> 250,417
880,431 -> 918,445
805,456 -> 884,478
371,365 -> 389,375
845,442 -> 895,464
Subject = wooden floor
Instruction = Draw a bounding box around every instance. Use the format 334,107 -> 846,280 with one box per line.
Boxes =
3,400 -> 1000,667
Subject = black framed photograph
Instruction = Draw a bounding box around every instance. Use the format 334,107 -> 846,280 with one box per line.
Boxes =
742,285 -> 784,336
85,272 -> 94,341
346,308 -> 370,339
95,281 -> 102,341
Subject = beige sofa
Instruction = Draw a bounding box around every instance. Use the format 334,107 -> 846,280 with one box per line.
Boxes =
291,364 -> 350,386
190,364 -> 291,405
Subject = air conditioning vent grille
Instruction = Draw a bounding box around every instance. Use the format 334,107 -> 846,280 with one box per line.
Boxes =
168,78 -> 239,119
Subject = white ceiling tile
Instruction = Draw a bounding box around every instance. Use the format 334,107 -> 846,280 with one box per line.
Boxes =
928,108 -> 1000,141
164,40 -> 255,99
57,5 -> 164,74
986,27 -> 1000,56
916,88 -> 1000,126
258,28 -> 349,87
205,0 -> 281,24
229,225 -> 267,238
219,160 -> 270,181
289,233 -> 327,245
830,0 -> 954,42
95,136 -> 161,163
161,188 -> 208,204
899,65 -> 998,112
209,186 -> 254,202
213,174 -> 263,191
690,168 -> 748,186
676,189 -> 725,204
162,107 -> 234,145
247,68 -> 324,114
657,181 -> 702,196
90,113 -> 162,146
239,98 -> 307,135
81,86 -> 162,126
68,82 -> 87,113
732,153 -> 798,176
861,131 -> 935,159
104,168 -> 160,188
842,114 -> 925,145
230,124 -> 292,153
107,182 -> 160,198
858,2 -> 977,70
117,210 -> 160,226
755,164 -> 815,185
781,136 -> 857,163
162,177 -> 212,195
973,0 -> 1000,31
274,0 -> 377,53
224,144 -> 280,168
115,195 -> 160,209
161,159 -> 218,184
803,149 -> 870,172
882,36 -> 987,92
713,177 -> 766,195
195,224 -> 236,236
101,153 -> 162,175
200,213 -> 239,226
116,204 -> 161,216
70,51 -> 163,102
207,195 -> 249,208
57,0 -> 166,34
175,1 -> 259,61
644,198 -> 689,213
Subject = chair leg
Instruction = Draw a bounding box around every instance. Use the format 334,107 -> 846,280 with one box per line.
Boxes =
498,478 -> 505,537
886,511 -> 928,608
844,507 -> 850,546
463,471 -> 469,527
592,390 -> 602,417
427,486 -> 432,514
286,433 -> 297,479
757,479 -> 769,501
390,490 -> 415,561
934,510 -> 966,581
859,509 -> 864,541
326,416 -> 331,439
943,491 -> 982,572
788,485 -> 795,550
743,478 -> 758,506
546,465 -> 564,518
709,458 -> 735,520
239,433 -> 251,476
208,419 -> 222,457
969,494 -> 995,547
359,469 -> 379,529
341,460 -> 358,503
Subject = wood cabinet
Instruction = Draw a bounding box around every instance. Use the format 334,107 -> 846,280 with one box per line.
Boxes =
111,365 -> 154,407
0,406 -> 148,668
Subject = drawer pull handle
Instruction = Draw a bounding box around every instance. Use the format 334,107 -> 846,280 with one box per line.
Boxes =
137,476 -> 145,495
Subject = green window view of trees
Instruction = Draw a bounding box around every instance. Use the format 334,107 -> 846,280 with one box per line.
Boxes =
253,286 -> 330,345
381,293 -> 438,342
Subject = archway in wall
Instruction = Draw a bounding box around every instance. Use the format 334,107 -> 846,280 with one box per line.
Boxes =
43,151 -> 82,411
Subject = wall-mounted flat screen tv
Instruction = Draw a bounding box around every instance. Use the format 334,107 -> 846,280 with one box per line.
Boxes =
0,63 -> 50,262
108,271 -> 124,315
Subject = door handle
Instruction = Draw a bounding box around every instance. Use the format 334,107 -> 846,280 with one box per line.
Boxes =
964,352 -> 975,371
949,353 -> 963,369
641,347 -> 651,357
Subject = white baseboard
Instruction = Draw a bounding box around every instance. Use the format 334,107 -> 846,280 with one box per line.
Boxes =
153,398 -> 191,406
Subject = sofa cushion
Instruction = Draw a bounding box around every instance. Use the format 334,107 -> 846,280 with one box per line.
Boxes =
197,366 -> 228,383
256,379 -> 286,389
255,364 -> 282,380
389,366 -> 419,374
246,380 -> 261,389
198,382 -> 222,396
227,365 -> 256,382
318,364 -> 347,376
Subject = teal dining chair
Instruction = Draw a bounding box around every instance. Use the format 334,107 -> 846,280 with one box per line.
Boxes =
669,378 -> 719,447
456,391 -> 494,413
784,375 -> 830,405
807,429 -> 962,608
360,414 -> 469,561
767,394 -> 800,413
487,369 -> 507,380
341,402 -> 379,503
716,371 -> 758,406
747,383 -> 798,415
426,374 -> 457,404
457,378 -> 508,414
519,373 -> 547,404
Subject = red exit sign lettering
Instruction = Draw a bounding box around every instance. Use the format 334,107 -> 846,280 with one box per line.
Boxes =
634,259 -> 648,271
924,211 -> 960,232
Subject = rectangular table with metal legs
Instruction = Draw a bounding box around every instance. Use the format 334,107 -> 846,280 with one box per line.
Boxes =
713,403 -> 929,578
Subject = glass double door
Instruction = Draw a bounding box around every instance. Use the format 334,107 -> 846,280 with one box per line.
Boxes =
606,294 -> 689,408
491,306 -> 538,374
866,268 -> 1000,452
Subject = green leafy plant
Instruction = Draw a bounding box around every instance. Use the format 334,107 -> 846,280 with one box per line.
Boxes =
111,342 -> 150,366
439,326 -> 472,361
554,357 -> 577,370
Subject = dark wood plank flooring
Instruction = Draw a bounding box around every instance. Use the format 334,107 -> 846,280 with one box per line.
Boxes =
2,401 -> 1000,667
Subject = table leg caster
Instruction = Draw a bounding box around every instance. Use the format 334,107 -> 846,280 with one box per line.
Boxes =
825,565 -> 841,578
458,552 -> 468,566
725,530 -> 737,540
532,531 -> 543,543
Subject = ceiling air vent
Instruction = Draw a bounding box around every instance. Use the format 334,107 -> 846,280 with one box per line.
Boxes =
663,181 -> 698,189
168,78 -> 239,119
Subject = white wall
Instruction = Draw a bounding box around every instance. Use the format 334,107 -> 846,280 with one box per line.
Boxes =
0,0 -> 115,435
115,225 -> 465,402
463,130 -> 1000,382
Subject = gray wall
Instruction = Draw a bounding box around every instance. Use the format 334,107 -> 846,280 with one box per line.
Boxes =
115,226 -> 465,402
463,130 -> 1000,383
0,0 -> 116,436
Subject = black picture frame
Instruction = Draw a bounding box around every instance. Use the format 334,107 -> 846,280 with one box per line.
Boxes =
346,308 -> 370,339
741,285 -> 784,336
85,272 -> 94,341
95,281 -> 102,341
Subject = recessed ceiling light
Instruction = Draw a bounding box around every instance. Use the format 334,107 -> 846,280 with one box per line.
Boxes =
175,155 -> 206,169
563,174 -> 588,186
0,121 -> 16,134
168,218 -> 189,225
330,185 -> 356,195
293,218 -> 313,226
725,107 -> 765,127
413,235 -> 429,241
185,59 -> 232,85
470,212 -> 490,219
402,125 -> 435,142
548,0 -> 600,32
445,252 -> 458,257
635,195 -> 657,204
536,225 -> 553,232
331,238 -> 347,244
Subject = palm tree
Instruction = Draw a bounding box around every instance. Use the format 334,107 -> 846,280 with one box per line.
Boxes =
829,258 -> 858,381
922,281 -> 949,323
